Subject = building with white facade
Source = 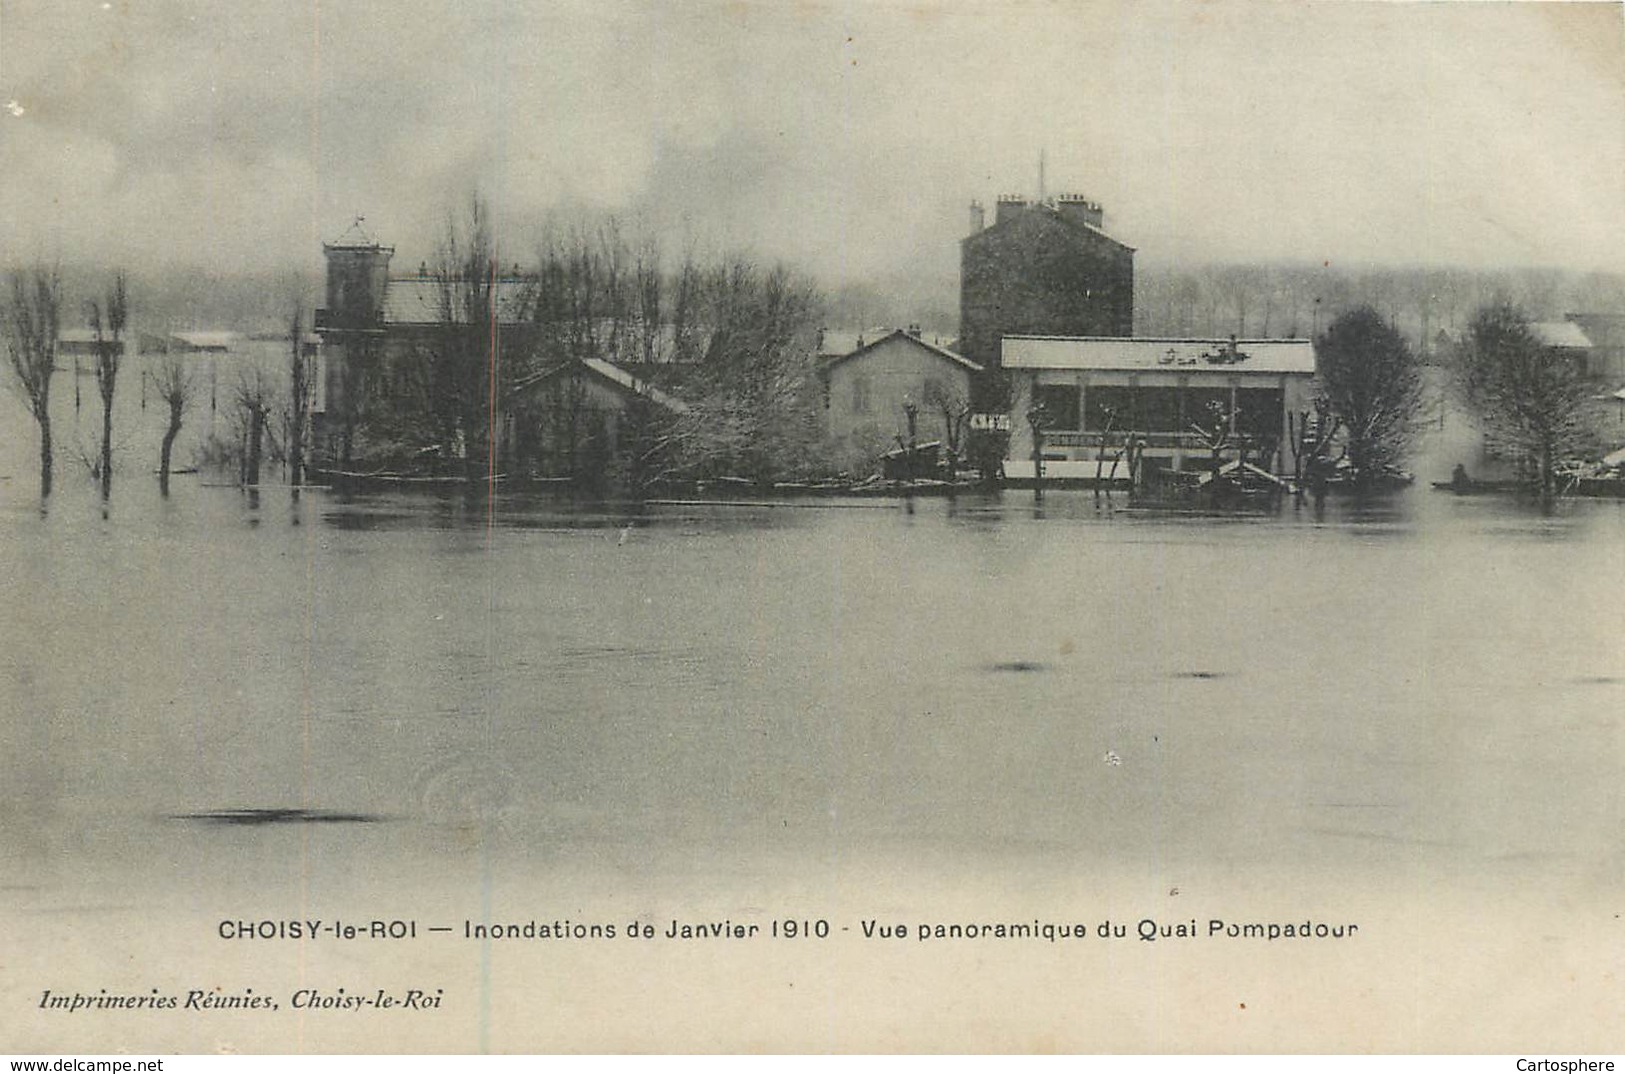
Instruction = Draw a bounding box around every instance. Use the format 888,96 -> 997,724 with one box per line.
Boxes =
1002,335 -> 1317,481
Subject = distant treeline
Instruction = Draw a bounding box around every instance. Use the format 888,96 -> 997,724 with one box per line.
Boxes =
1132,262 -> 1625,349
58,258 -> 1625,356
825,262 -> 1625,351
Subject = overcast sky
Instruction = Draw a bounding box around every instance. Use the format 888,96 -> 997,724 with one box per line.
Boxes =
1,0 -> 1621,283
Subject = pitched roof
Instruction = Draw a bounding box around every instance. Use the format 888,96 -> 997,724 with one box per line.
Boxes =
1567,315 -> 1625,356
326,217 -> 389,250
1004,336 -> 1315,374
509,357 -> 690,413
1530,321 -> 1593,349
817,327 -> 893,357
380,277 -> 535,326
820,328 -> 983,374
170,330 -> 239,351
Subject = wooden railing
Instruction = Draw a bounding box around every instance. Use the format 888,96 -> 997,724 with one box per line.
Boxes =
1042,430 -> 1271,450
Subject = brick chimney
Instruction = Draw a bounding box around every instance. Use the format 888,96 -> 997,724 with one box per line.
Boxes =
1055,193 -> 1104,229
995,194 -> 1029,226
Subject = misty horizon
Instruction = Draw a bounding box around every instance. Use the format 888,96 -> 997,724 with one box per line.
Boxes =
1,1 -> 1621,288
25,254 -> 1624,350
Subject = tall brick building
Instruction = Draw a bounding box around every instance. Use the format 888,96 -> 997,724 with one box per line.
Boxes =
959,194 -> 1135,377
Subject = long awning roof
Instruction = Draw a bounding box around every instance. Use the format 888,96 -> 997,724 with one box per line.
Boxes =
1004,336 -> 1315,374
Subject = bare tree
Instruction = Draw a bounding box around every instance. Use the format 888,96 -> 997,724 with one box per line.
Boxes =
1219,266 -> 1262,337
678,258 -> 825,483
431,195 -> 502,481
1287,397 -> 1339,502
1189,398 -> 1236,473
86,272 -> 129,499
1455,302 -> 1597,502
235,367 -> 276,488
287,308 -> 312,488
1092,404 -> 1118,489
1025,402 -> 1047,500
153,354 -> 193,496
632,233 -> 664,367
1317,305 -> 1426,485
923,379 -> 971,478
4,266 -> 62,497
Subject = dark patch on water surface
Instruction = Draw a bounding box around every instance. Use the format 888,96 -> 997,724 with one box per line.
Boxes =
321,509 -> 443,533
1173,670 -> 1227,680
988,661 -> 1048,673
169,808 -> 386,826
1573,675 -> 1623,685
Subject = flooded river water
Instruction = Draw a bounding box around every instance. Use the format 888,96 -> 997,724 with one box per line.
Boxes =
2,472 -> 1622,1051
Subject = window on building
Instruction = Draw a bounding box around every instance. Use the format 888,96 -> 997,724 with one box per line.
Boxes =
1035,384 -> 1080,430
852,375 -> 871,414
1139,387 -> 1181,432
1235,388 -> 1284,441
1184,388 -> 1233,433
1085,386 -> 1133,432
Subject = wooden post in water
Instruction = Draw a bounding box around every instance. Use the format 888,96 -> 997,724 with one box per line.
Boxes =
1027,405 -> 1047,502
903,401 -> 918,487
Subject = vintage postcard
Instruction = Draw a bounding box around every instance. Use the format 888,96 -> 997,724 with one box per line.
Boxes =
2,0 -> 1622,1056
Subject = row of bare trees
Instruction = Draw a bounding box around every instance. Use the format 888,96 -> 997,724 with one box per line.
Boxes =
3,263 -> 310,501
342,199 -> 827,490
1135,262 -> 1624,350
515,214 -> 826,486
4,267 -> 144,500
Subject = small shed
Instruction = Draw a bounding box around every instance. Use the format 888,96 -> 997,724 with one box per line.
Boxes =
504,357 -> 688,480
56,329 -> 125,358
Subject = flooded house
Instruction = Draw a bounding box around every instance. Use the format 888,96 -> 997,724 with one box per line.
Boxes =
1563,313 -> 1625,381
167,330 -> 238,354
311,221 -> 532,465
55,329 -> 125,360
311,220 -> 689,478
1527,320 -> 1606,382
1001,335 -> 1317,482
503,357 -> 690,483
818,327 -> 982,466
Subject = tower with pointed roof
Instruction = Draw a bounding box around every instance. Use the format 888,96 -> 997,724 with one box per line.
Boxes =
321,217 -> 394,330
314,218 -> 395,464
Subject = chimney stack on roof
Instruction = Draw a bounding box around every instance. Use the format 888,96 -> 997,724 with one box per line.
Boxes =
968,200 -> 985,236
1055,193 -> 1104,229
995,194 -> 1029,226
